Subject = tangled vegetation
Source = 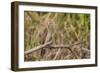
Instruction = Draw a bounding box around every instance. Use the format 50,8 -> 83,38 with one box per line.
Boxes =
24,11 -> 90,61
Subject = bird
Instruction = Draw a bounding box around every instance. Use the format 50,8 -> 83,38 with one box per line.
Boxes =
40,20 -> 54,59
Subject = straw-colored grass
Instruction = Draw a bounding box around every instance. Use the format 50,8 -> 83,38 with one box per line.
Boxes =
24,11 -> 90,61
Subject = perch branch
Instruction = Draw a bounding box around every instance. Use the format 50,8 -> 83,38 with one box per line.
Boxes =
25,41 -> 83,55
24,41 -> 52,55
46,41 -> 82,48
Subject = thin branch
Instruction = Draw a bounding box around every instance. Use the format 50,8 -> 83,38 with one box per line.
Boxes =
45,41 -> 82,48
25,41 -> 83,55
24,41 -> 52,55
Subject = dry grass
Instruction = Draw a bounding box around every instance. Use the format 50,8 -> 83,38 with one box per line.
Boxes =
24,11 -> 90,61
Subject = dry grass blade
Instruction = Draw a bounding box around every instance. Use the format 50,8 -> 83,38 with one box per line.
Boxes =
53,48 -> 61,60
